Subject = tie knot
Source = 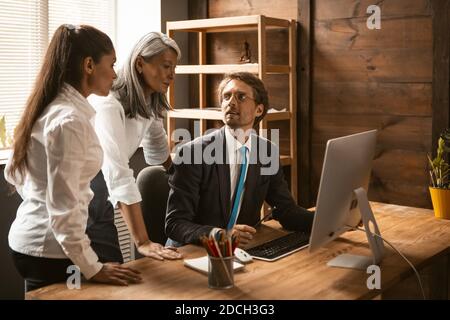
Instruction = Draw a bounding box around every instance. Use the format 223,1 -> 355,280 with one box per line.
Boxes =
240,146 -> 247,155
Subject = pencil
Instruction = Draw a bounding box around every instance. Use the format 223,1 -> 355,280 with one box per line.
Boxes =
253,209 -> 274,228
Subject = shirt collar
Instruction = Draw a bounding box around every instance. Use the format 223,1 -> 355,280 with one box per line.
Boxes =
224,125 -> 253,154
60,83 -> 96,120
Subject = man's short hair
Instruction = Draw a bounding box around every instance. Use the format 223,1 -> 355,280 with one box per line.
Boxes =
217,72 -> 269,127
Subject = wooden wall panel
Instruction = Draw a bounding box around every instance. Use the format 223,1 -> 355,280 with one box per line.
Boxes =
315,0 -> 431,21
311,0 -> 434,208
314,48 -> 432,82
208,0 -> 297,20
312,115 -> 432,151
431,0 -> 450,156
314,17 -> 432,50
314,82 -> 432,117
297,0 -> 312,207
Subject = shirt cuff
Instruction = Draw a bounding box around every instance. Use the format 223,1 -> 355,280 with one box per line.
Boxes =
144,147 -> 170,165
109,181 -> 142,207
69,246 -> 103,279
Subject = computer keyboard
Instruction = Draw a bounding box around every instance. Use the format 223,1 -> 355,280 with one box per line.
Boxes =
246,232 -> 310,261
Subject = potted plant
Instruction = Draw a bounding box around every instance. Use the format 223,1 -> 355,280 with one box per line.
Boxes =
428,129 -> 450,219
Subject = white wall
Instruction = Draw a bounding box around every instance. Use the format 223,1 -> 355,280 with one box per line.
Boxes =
115,0 -> 161,68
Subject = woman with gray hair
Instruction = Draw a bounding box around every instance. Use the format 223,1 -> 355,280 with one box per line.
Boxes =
88,32 -> 182,262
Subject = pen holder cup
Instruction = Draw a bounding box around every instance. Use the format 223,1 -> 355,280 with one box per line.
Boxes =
208,255 -> 234,289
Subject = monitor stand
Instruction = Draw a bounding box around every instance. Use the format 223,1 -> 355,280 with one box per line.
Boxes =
327,187 -> 385,270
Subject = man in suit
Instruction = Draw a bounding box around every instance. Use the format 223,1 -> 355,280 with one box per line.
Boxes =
165,72 -> 313,246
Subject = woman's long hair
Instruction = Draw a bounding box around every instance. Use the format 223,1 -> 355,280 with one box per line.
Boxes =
8,24 -> 114,182
112,32 -> 181,120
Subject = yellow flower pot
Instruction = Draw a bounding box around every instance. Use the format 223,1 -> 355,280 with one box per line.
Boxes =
429,187 -> 450,220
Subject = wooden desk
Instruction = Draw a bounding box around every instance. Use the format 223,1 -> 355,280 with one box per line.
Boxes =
26,202 -> 450,300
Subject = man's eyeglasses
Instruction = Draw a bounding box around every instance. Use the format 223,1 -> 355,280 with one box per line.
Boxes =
221,92 -> 255,104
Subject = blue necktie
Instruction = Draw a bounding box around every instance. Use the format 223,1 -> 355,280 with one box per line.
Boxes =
227,146 -> 248,230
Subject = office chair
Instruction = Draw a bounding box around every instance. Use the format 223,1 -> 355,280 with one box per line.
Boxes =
136,165 -> 170,245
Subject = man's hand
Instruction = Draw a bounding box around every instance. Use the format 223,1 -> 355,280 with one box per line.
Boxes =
137,240 -> 182,260
232,224 -> 257,246
91,262 -> 142,286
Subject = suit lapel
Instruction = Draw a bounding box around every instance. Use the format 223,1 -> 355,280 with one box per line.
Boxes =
215,128 -> 231,224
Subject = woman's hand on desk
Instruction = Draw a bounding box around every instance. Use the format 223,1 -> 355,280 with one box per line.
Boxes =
232,224 -> 257,246
137,240 -> 183,260
91,262 -> 142,286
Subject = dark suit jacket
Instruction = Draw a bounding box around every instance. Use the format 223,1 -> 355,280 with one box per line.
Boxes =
165,127 -> 314,245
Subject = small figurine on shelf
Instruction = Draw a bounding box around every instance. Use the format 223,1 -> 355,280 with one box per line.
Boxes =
239,40 -> 252,63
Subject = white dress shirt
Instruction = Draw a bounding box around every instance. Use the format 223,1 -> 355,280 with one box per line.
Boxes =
224,126 -> 252,220
5,84 -> 103,279
88,93 -> 170,207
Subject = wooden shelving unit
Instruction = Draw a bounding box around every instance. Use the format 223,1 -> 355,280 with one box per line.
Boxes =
166,15 -> 297,200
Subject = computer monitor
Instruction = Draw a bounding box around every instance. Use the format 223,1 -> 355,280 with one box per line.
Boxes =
308,129 -> 384,270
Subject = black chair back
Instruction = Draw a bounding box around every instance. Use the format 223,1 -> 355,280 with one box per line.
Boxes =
136,166 -> 170,244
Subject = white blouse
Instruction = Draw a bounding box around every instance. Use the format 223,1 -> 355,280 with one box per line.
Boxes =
88,93 -> 169,207
5,84 -> 103,279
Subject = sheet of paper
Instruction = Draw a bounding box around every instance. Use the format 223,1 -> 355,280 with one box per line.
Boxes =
184,256 -> 245,274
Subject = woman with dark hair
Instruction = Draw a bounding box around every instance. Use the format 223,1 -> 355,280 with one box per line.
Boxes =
88,32 -> 182,262
5,24 -> 141,291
